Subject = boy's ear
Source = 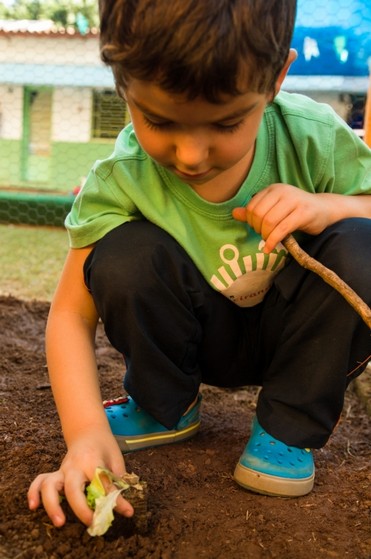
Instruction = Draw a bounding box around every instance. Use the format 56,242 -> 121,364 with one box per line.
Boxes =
274,48 -> 298,95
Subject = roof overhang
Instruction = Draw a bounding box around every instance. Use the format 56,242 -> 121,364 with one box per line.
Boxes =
0,63 -> 369,93
283,75 -> 369,94
0,63 -> 114,88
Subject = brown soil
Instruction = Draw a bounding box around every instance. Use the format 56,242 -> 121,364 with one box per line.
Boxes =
1,296 -> 370,559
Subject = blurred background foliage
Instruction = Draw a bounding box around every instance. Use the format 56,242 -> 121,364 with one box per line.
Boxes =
0,0 -> 99,32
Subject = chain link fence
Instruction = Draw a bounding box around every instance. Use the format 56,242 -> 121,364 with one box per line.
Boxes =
0,0 -> 370,226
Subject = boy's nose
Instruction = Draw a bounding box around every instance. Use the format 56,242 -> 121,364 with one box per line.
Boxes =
175,134 -> 209,170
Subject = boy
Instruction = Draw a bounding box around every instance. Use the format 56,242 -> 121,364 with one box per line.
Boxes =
28,0 -> 371,528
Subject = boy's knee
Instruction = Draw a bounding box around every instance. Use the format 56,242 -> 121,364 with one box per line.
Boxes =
278,218 -> 371,304
84,221 -> 185,295
308,217 -> 371,297
322,218 -> 370,263
325,217 -> 371,244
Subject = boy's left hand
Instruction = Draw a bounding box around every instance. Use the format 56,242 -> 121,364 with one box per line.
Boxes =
232,183 -> 333,253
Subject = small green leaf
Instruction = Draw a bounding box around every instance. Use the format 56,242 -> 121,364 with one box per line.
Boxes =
85,467 -> 107,510
87,489 -> 122,536
85,468 -> 142,536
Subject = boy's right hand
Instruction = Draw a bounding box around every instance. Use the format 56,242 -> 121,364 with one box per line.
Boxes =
27,430 -> 134,528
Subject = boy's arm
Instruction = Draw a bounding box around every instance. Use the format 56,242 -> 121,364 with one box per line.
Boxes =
233,185 -> 371,253
28,247 -> 133,527
46,246 -> 105,446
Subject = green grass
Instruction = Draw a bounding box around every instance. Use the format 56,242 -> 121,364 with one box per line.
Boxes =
0,224 -> 69,301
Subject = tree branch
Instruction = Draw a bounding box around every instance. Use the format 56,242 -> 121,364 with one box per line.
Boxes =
282,234 -> 371,329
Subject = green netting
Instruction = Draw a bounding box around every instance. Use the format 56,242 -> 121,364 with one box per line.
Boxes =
0,192 -> 74,227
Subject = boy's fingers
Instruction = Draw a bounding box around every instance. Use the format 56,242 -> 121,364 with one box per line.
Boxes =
64,472 -> 94,526
115,493 -> 135,517
231,207 -> 247,222
27,475 -> 43,509
29,472 -> 67,527
63,477 -> 133,526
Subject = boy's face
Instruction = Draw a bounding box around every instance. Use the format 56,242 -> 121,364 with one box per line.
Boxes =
125,79 -> 271,202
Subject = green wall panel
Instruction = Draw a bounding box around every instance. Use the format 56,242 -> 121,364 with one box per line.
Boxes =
0,140 -> 23,186
0,140 -> 115,192
50,142 -> 115,191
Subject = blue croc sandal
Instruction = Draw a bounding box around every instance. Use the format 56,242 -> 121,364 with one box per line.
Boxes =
234,416 -> 315,497
104,395 -> 201,453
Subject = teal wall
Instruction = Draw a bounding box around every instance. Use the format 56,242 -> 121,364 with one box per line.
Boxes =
0,139 -> 114,192
50,141 -> 115,191
0,140 -> 23,186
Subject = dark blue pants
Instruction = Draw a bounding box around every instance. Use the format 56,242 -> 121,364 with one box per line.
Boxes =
84,218 -> 371,448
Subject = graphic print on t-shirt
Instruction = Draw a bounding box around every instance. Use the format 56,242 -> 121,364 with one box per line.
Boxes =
210,240 -> 287,307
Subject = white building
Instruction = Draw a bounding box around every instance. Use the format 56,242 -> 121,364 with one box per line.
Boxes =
0,20 -> 129,192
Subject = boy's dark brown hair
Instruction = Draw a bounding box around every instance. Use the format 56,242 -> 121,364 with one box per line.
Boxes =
99,0 -> 297,102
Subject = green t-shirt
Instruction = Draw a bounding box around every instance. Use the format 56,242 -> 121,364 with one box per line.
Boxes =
66,92 -> 371,307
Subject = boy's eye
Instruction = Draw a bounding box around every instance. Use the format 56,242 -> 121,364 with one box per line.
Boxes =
143,115 -> 244,134
214,120 -> 244,133
143,116 -> 173,130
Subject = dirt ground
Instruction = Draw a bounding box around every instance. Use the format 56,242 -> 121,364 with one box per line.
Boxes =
0,296 -> 370,559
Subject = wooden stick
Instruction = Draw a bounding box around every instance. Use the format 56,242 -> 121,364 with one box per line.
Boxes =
282,234 -> 371,329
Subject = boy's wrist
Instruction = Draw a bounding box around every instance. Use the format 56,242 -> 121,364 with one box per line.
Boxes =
62,415 -> 113,447
318,192 -> 371,225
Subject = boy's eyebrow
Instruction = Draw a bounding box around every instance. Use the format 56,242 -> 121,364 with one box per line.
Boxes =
131,98 -> 259,123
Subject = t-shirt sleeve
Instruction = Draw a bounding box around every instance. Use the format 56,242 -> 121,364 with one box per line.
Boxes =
65,165 -> 141,248
316,110 -> 371,195
273,93 -> 371,197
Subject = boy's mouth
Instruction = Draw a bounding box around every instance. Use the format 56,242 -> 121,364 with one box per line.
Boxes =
173,168 -> 212,181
